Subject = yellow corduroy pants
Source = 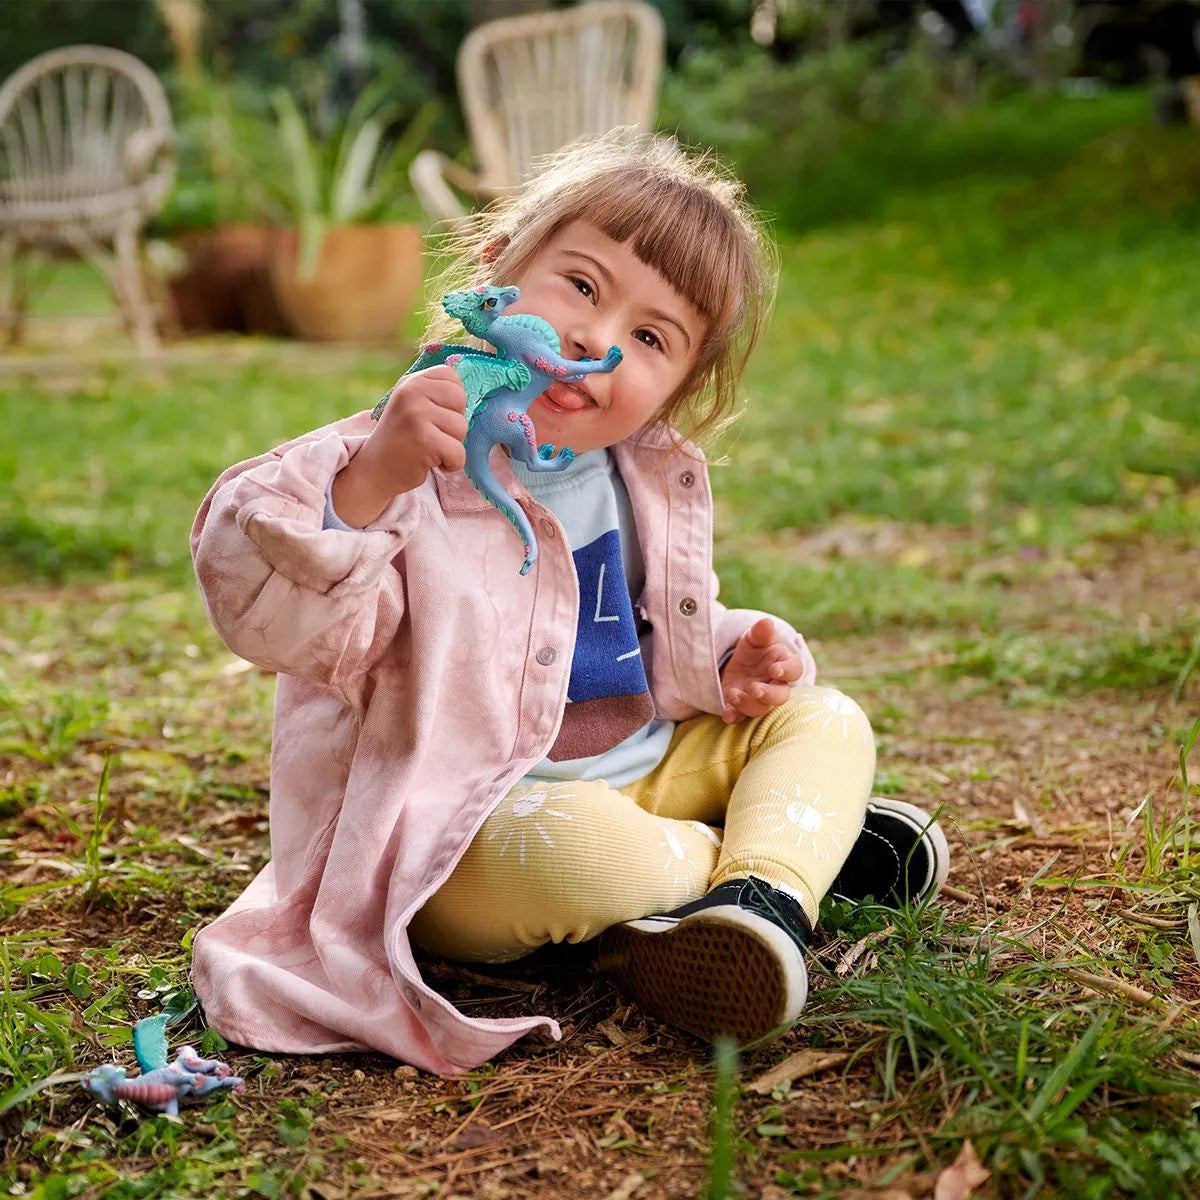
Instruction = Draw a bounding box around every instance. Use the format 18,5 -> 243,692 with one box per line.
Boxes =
410,686 -> 876,964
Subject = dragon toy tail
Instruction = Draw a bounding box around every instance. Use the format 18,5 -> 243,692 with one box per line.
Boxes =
463,457 -> 539,576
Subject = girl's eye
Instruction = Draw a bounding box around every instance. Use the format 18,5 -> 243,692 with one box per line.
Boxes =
569,276 -> 595,301
635,329 -> 663,352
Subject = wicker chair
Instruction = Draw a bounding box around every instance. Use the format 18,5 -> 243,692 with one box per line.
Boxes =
0,45 -> 175,354
410,1 -> 665,226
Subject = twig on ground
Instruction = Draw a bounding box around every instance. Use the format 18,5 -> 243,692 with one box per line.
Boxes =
427,964 -> 543,993
835,925 -> 895,978
1119,909 -> 1187,930
1063,969 -> 1165,1008
941,884 -> 1006,910
602,1175 -> 646,1200
747,1049 -> 852,1095
1153,1003 -> 1190,1037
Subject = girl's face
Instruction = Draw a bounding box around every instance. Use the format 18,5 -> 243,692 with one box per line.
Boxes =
502,221 -> 708,454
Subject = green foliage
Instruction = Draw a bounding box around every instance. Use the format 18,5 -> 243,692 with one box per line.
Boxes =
799,722 -> 1200,1196
806,924 -> 1200,1194
0,686 -> 110,765
0,349 -> 390,586
945,626 -> 1200,701
0,0 -> 168,82
55,756 -> 116,909
707,1039 -> 741,1199
663,40 -> 1151,232
264,81 -> 438,273
159,69 -> 438,244
157,74 -> 285,233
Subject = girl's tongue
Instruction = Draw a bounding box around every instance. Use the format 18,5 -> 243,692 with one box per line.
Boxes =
545,382 -> 592,411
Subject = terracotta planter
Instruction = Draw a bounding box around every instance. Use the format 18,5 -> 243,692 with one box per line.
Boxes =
168,225 -> 290,335
268,224 -> 424,342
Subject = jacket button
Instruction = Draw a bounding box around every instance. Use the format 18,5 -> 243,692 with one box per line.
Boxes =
536,647 -> 558,666
679,470 -> 695,488
540,518 -> 556,537
678,597 -> 698,616
402,985 -> 422,1010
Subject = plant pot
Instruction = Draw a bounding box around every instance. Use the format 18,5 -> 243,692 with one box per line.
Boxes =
268,224 -> 424,342
168,225 -> 291,336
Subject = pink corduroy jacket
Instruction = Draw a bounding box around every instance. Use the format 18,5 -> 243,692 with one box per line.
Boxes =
189,411 -> 816,1074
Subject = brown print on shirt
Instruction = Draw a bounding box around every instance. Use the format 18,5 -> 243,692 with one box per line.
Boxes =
546,691 -> 656,761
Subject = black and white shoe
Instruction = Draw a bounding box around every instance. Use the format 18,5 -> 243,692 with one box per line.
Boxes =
596,876 -> 810,1045
830,797 -> 950,908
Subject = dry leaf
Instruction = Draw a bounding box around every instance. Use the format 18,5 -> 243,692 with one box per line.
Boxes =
596,1017 -> 631,1046
934,1140 -> 990,1200
1011,797 -> 1045,837
602,1175 -> 645,1200
455,1121 -> 503,1150
747,1049 -> 851,1094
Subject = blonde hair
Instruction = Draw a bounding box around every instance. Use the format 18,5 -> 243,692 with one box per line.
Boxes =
425,130 -> 777,446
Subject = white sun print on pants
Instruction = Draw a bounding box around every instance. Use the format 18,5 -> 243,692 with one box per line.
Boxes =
409,687 -> 875,964
486,788 -> 576,866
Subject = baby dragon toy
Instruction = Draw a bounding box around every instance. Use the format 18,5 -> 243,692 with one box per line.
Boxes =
80,1015 -> 244,1116
373,285 -> 621,575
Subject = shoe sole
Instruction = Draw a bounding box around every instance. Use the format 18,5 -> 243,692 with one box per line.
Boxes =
865,797 -> 951,901
597,906 -> 808,1045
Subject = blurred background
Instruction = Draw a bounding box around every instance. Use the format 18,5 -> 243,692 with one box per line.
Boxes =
2,0 -> 1199,346
1,0 -> 1198,601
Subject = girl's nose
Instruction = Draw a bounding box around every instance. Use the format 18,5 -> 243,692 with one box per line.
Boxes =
567,321 -> 613,362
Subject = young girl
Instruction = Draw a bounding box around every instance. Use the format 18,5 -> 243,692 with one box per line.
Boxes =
190,133 -> 948,1075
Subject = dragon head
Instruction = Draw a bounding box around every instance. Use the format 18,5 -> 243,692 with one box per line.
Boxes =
442,285 -> 520,332
81,1064 -> 127,1104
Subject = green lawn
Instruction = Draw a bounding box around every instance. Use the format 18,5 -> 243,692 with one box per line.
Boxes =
3,87 -> 1200,1198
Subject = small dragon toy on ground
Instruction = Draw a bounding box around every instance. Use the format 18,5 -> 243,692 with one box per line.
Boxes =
0,1010 -> 244,1125
373,285 -> 622,575
78,1015 -> 244,1116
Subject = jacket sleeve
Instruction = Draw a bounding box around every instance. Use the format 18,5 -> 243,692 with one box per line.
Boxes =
710,571 -> 818,686
191,414 -> 422,697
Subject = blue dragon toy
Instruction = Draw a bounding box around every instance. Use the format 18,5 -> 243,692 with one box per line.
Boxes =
373,284 -> 622,575
1,1011 -> 244,1124
79,1015 -> 244,1116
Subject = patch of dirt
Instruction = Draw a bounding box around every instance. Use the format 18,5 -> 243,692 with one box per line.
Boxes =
741,521 -> 1200,627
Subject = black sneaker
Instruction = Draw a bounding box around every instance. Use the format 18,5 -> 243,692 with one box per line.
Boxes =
596,876 -> 810,1045
830,797 -> 950,908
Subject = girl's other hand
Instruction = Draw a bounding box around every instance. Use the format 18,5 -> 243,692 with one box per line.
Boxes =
720,617 -> 807,723
332,366 -> 469,527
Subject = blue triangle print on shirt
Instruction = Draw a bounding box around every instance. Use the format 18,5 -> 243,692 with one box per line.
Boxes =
568,529 -> 649,701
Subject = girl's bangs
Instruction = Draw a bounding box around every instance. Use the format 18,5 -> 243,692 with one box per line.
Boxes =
580,176 -> 747,333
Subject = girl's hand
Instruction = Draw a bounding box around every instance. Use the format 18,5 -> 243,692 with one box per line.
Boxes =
720,617 -> 807,723
332,366 -> 469,527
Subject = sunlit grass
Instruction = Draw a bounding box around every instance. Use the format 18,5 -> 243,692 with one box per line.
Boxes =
795,716 -> 1200,1197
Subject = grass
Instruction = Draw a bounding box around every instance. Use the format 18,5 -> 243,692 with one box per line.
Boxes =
800,721 -> 1200,1197
3,84 -> 1200,1197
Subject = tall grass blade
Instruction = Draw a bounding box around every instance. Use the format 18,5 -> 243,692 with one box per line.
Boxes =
1025,1012 -> 1108,1124
1172,632 -> 1200,704
707,1037 -> 739,1200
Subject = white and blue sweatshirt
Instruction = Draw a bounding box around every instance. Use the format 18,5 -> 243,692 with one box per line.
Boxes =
326,449 -> 674,787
